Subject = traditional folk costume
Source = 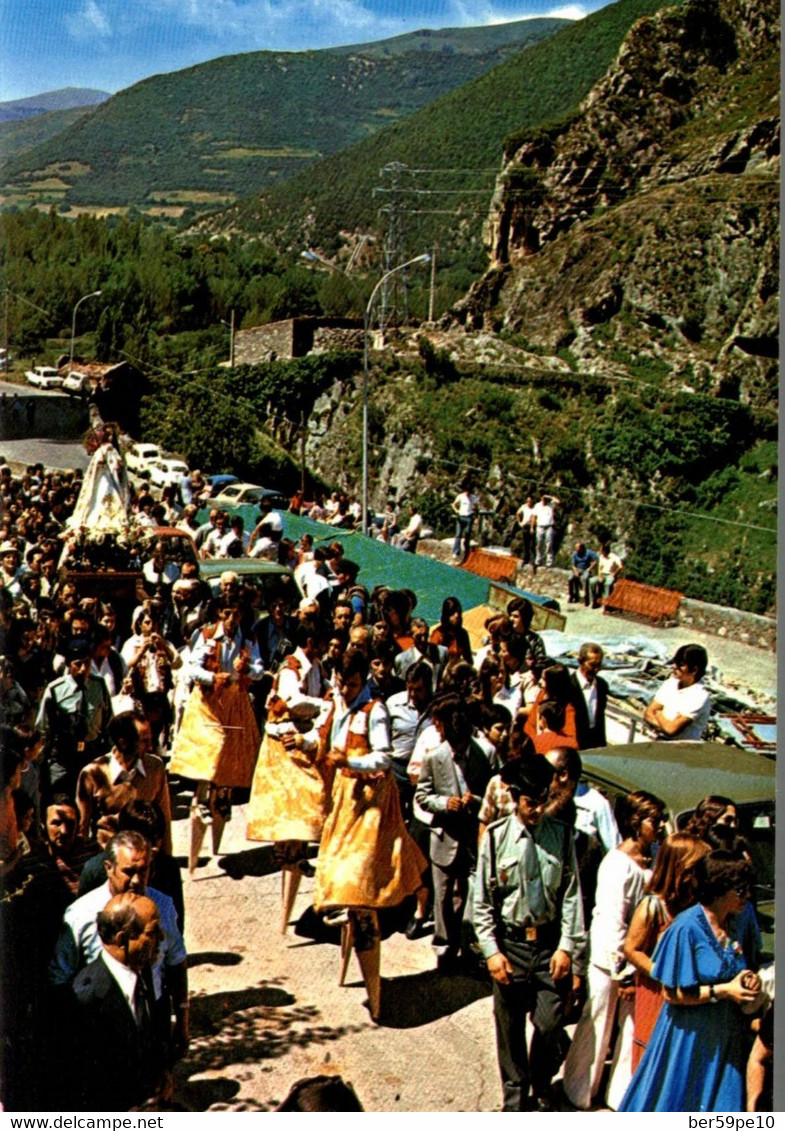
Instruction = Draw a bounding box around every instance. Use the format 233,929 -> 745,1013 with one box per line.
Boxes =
314,684 -> 426,1018
246,649 -> 333,931
169,619 -> 262,867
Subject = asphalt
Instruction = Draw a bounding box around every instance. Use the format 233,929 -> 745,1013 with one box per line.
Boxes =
170,792 -> 501,1113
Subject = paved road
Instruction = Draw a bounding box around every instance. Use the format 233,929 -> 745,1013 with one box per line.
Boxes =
170,791 -> 502,1113
0,438 -> 89,471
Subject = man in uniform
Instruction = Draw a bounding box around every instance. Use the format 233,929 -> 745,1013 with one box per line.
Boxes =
473,757 -> 585,1112
37,637 -> 112,802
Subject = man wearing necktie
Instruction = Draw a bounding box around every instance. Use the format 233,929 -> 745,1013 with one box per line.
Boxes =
473,756 -> 586,1112
69,893 -> 168,1110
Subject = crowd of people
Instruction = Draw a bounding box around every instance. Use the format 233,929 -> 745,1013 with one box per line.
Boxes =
0,441 -> 774,1113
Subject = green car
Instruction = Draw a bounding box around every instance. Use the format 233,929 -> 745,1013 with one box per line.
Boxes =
198,557 -> 303,612
580,741 -> 775,959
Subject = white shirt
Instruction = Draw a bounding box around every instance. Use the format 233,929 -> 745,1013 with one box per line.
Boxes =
598,550 -> 623,579
516,503 -> 536,527
330,687 -> 392,773
574,782 -> 620,854
589,848 -> 650,974
403,512 -> 423,539
454,492 -> 479,517
190,624 -> 264,686
107,750 -> 146,784
652,675 -> 712,740
575,668 -> 598,729
533,501 -> 555,528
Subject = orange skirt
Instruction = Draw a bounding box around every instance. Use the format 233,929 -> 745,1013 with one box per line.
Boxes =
169,682 -> 260,788
314,770 -> 426,910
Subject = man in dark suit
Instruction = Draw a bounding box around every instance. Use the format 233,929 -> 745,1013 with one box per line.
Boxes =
70,893 -> 169,1111
415,697 -> 493,970
570,643 -> 608,750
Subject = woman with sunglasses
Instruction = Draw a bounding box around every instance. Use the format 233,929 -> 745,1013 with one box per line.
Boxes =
619,849 -> 761,1112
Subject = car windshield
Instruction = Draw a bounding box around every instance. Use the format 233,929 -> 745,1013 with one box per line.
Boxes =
205,570 -> 298,613
676,798 -> 775,898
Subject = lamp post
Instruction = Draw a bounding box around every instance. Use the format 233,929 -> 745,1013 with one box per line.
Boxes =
301,250 -> 430,534
220,311 -> 236,366
69,289 -> 102,374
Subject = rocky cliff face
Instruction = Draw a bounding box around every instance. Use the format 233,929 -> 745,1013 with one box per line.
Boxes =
459,0 -> 779,410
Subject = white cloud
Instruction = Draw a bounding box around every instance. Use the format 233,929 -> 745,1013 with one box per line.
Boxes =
64,0 -> 112,40
543,4 -> 587,18
424,1 -> 586,30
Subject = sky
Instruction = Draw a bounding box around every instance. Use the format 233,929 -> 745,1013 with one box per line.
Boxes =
0,0 -> 609,103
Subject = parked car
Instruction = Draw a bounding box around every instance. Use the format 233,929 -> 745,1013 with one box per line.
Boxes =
210,482 -> 266,509
206,474 -> 240,498
148,458 -> 189,489
62,370 -> 91,395
198,557 -> 302,613
25,365 -> 63,389
580,740 -> 776,957
125,443 -> 163,474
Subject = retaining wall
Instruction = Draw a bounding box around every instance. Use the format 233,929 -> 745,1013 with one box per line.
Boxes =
0,391 -> 88,441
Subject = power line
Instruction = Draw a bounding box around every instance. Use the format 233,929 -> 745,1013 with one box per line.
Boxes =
415,453 -> 776,534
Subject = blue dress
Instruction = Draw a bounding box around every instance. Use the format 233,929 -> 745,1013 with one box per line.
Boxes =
619,903 -> 748,1112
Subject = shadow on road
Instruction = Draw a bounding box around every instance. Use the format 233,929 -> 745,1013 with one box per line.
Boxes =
376,968 -> 491,1029
180,977 -> 367,1097
187,950 -> 244,968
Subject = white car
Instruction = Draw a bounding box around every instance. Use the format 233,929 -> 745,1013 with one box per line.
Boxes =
125,443 -> 163,473
211,482 -> 265,508
62,370 -> 91,395
25,366 -> 63,389
148,458 -> 189,488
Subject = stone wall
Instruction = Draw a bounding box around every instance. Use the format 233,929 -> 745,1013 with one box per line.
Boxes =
234,321 -> 297,364
234,318 -> 364,364
678,597 -> 776,652
312,326 -> 364,352
0,392 -> 88,441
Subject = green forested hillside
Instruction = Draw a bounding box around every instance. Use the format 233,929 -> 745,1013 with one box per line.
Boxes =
217,0 -> 679,271
0,106 -> 98,165
0,19 -> 564,215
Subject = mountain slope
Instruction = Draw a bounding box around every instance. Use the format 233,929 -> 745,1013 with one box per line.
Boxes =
461,0 -> 779,409
0,106 -> 102,165
208,0 -> 679,272
0,19 -> 565,215
0,88 -> 109,123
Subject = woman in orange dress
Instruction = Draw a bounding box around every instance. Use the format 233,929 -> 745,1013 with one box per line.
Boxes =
524,662 -> 579,754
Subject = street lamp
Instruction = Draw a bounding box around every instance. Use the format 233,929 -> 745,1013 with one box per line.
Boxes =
301,250 -> 430,534
220,311 -> 236,366
69,289 -> 102,374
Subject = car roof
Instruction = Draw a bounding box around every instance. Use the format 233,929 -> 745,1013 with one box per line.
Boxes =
580,741 -> 775,818
198,558 -> 295,579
